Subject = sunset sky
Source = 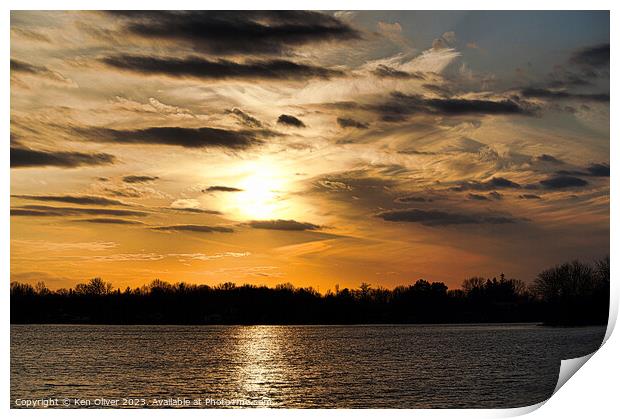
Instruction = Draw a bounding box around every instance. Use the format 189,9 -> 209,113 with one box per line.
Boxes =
10,11 -> 609,291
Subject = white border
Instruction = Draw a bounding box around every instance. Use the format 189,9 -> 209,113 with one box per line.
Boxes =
3,2 -> 617,418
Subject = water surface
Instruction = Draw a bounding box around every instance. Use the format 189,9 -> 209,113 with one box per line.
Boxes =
10,324 -> 606,408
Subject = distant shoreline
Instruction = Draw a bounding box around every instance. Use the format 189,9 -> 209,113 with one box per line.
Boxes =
11,258 -> 609,328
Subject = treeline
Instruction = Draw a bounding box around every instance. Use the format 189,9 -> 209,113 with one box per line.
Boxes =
10,258 -> 609,326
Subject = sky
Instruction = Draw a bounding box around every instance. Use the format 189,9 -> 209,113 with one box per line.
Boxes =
10,11 -> 610,291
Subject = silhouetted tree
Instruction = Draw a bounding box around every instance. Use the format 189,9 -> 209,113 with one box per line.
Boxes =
10,258 -> 608,326
532,259 -> 609,325
74,277 -> 113,296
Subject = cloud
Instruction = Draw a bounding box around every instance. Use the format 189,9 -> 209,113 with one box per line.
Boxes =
376,21 -> 411,48
570,43 -> 609,68
106,11 -> 360,55
422,83 -> 453,98
316,180 -> 352,191
11,28 -> 52,43
586,163 -> 610,177
372,65 -> 425,79
373,92 -> 534,121
167,207 -> 222,215
10,205 -> 148,217
90,253 -> 167,262
11,239 -> 118,252
520,88 -> 609,102
247,219 -> 321,231
102,54 -> 345,81
226,108 -> 263,128
11,194 -> 128,206
425,97 -> 531,115
450,177 -> 521,191
74,126 -> 266,150
122,175 -> 159,184
277,114 -> 306,128
394,195 -> 432,203
539,176 -> 589,189
488,191 -> 503,200
107,96 -> 195,117
376,208 -> 518,226
203,186 -> 243,193
468,193 -> 490,201
432,31 -> 457,51
537,154 -> 563,164
10,58 -> 73,86
103,187 -> 143,198
556,163 -> 610,178
168,252 -> 250,261
519,194 -> 542,200
336,117 -> 369,129
467,192 -> 503,201
72,218 -> 144,225
151,224 -> 234,233
11,147 -> 116,168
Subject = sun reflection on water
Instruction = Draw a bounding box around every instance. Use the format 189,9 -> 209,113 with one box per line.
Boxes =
232,326 -> 289,407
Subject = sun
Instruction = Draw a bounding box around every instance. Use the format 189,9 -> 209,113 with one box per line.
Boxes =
226,159 -> 291,220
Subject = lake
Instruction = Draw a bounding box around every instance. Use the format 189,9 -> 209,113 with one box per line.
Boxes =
10,323 -> 606,408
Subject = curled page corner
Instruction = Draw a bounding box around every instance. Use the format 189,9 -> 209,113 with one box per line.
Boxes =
553,352 -> 596,395
504,351 -> 599,417
551,312 -> 616,399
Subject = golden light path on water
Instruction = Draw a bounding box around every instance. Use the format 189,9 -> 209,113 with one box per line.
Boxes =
233,326 -> 289,406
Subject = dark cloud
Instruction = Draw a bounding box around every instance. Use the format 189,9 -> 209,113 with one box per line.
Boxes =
102,54 -> 344,81
151,224 -> 234,233
537,154 -> 563,164
10,205 -> 147,217
556,163 -> 609,178
425,97 -> 532,115
451,177 -> 521,192
374,92 -> 533,122
537,43 -> 609,92
11,147 -> 116,168
336,117 -> 369,129
468,193 -> 489,201
122,175 -> 159,184
376,208 -> 518,226
539,176 -> 589,189
106,11 -> 360,55
247,219 -> 321,231
519,194 -> 542,200
74,126 -> 266,150
10,58 -> 70,84
372,65 -> 425,79
203,186 -> 243,193
570,43 -> 610,68
586,163 -> 610,177
547,72 -> 593,89
277,114 -> 306,128
226,108 -> 263,128
11,58 -> 48,75
73,218 -> 144,225
488,191 -> 503,200
520,88 -> 609,102
11,194 -> 128,206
